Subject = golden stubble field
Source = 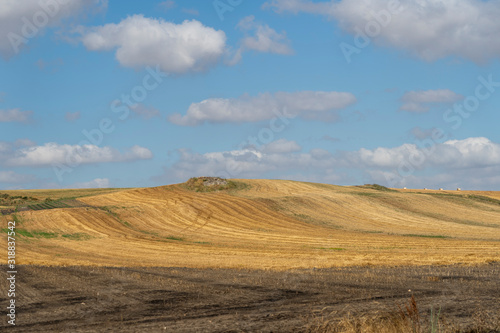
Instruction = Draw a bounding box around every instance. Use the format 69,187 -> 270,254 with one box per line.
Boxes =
1,179 -> 500,269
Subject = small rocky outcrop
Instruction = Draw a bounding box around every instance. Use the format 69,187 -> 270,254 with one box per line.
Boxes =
201,177 -> 228,187
184,177 -> 234,192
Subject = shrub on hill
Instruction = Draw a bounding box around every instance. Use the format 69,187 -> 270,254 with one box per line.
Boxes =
360,184 -> 397,192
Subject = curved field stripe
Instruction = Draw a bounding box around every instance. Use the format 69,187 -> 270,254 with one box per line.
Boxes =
0,179 -> 498,269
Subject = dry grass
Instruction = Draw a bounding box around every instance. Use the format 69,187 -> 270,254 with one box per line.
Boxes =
306,313 -> 415,333
0,179 -> 499,268
306,295 -> 500,333
2,263 -> 499,332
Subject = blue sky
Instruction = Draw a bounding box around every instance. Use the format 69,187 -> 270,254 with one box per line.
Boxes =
1,0 -> 500,190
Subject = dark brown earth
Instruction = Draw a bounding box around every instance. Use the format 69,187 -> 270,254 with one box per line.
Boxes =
1,264 -> 500,332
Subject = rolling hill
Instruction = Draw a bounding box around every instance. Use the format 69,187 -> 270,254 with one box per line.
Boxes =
1,179 -> 499,269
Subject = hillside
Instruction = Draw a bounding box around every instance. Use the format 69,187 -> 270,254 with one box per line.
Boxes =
1,179 -> 499,269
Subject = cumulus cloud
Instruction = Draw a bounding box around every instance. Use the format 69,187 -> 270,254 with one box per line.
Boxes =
153,137 -> 500,189
153,144 -> 337,183
400,89 -> 463,112
0,109 -> 33,123
264,0 -> 500,63
1,143 -> 152,167
0,170 -> 36,184
344,137 -> 500,170
80,15 -> 226,74
71,178 -> 110,189
0,140 -> 36,160
65,111 -> 81,122
369,165 -> 500,191
345,144 -> 422,169
262,139 -> 301,154
0,0 -> 107,59
226,16 -> 293,65
237,15 -> 293,55
438,137 -> 500,168
165,137 -> 500,180
169,91 -> 356,125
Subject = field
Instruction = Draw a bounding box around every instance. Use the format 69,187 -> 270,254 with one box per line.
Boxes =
1,179 -> 499,268
1,178 -> 499,331
0,264 -> 499,332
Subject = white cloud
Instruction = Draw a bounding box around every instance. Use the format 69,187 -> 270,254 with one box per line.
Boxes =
153,141 -> 338,183
237,15 -> 293,55
0,109 -> 33,123
369,165 -> 500,191
153,136 -> 500,190
169,91 -> 356,126
71,178 -> 110,189
345,137 -> 500,170
3,143 -> 152,167
264,0 -> 500,63
0,171 -> 36,184
81,15 -> 226,74
400,89 -> 463,112
457,165 -> 500,190
262,139 -> 301,154
0,0 -> 107,59
65,111 -> 81,122
131,104 -> 161,119
347,144 -> 417,169
437,137 -> 500,168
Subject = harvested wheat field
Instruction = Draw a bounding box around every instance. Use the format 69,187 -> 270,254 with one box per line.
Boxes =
1,178 -> 500,332
1,179 -> 499,269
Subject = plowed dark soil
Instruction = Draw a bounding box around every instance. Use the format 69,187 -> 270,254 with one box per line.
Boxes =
1,264 -> 499,332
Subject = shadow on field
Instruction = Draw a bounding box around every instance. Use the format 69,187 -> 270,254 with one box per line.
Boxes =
1,264 -> 499,332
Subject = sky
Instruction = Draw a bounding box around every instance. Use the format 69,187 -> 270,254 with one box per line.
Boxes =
1,0 -> 500,190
